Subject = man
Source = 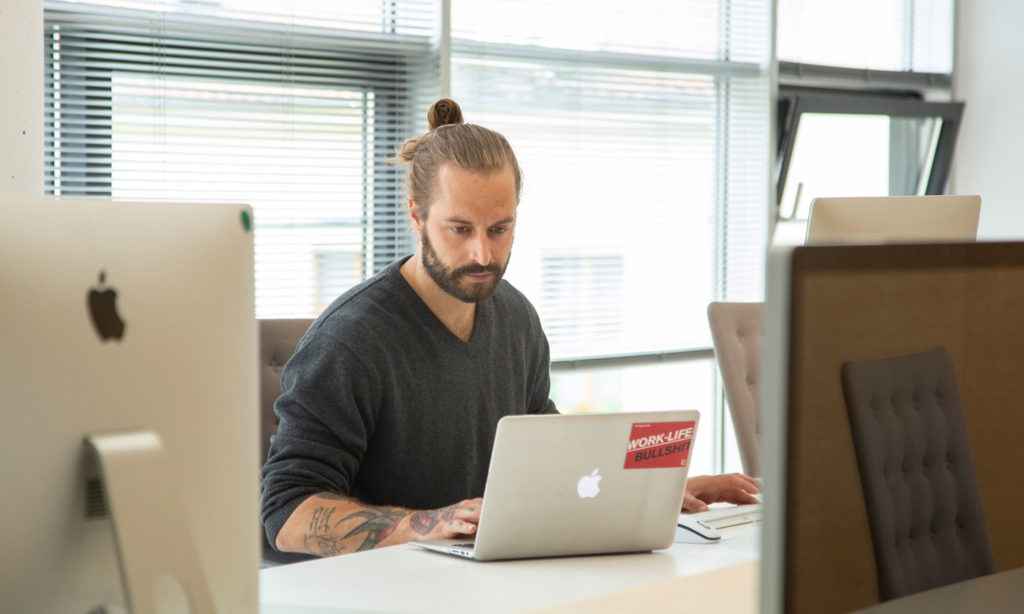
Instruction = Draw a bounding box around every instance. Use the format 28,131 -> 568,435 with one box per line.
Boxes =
261,99 -> 759,557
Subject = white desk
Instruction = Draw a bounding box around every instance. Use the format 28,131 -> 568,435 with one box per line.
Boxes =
259,523 -> 760,613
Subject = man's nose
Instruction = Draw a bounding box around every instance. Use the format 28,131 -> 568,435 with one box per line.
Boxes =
469,233 -> 491,266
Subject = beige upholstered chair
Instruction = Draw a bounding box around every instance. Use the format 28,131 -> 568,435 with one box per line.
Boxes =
707,302 -> 764,476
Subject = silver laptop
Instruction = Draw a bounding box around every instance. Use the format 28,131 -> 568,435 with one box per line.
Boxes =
805,195 -> 980,245
415,410 -> 699,561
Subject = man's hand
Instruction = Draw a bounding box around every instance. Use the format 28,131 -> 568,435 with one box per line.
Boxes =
407,498 -> 483,541
682,473 -> 761,513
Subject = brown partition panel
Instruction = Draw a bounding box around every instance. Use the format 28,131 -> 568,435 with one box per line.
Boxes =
782,243 -> 1024,614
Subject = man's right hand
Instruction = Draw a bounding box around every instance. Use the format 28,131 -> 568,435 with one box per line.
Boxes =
407,497 -> 483,541
275,493 -> 483,557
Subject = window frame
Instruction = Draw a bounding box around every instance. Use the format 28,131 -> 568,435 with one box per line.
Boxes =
775,79 -> 965,218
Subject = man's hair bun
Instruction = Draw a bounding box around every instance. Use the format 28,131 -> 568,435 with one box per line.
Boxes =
388,97 -> 521,213
427,98 -> 463,130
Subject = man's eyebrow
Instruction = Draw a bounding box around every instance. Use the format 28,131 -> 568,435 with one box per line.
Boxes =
443,216 -> 516,225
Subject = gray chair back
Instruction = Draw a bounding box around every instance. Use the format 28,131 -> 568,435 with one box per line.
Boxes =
257,318 -> 315,565
841,346 -> 995,600
707,301 -> 764,476
258,318 -> 314,465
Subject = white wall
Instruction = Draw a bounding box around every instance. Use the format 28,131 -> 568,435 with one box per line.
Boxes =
953,0 -> 1024,239
0,0 -> 43,196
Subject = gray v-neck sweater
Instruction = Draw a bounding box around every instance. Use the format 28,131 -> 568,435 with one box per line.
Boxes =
260,257 -> 557,546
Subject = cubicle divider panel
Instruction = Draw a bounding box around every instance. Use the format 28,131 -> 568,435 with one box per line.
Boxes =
780,243 -> 1024,614
961,263 -> 1024,572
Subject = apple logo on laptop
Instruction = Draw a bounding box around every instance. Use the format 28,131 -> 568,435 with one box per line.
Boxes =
576,468 -> 602,499
87,270 -> 126,342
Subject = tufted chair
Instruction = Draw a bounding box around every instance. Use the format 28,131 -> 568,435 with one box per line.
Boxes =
258,318 -> 316,566
707,302 -> 764,476
258,318 -> 315,465
841,346 -> 995,600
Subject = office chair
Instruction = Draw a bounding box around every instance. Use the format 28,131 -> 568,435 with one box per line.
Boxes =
841,346 -> 995,600
707,302 -> 764,476
258,317 -> 316,566
258,318 -> 315,465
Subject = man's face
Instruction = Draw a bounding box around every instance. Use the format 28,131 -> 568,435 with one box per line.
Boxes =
414,163 -> 517,303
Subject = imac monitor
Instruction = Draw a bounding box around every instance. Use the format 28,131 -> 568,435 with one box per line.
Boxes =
804,195 -> 981,245
0,198 -> 258,613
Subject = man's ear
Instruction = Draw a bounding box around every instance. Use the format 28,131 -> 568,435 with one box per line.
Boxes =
408,199 -> 424,233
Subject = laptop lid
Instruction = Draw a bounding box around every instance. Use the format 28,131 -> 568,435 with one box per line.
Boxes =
463,410 -> 698,561
804,195 -> 980,245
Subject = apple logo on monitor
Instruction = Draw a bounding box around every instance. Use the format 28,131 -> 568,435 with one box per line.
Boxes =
87,270 -> 125,342
576,468 -> 602,499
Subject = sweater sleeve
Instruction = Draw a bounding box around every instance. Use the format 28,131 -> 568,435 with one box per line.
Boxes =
259,326 -> 379,548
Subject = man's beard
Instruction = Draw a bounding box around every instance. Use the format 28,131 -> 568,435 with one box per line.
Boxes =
420,228 -> 506,303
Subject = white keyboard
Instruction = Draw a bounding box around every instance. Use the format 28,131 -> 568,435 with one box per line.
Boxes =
683,502 -> 763,530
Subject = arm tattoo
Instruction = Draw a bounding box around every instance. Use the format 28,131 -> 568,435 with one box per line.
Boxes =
303,533 -> 347,557
336,508 -> 407,552
303,504 -> 346,556
409,505 -> 456,535
301,493 -> 366,557
309,506 -> 335,534
302,497 -> 411,556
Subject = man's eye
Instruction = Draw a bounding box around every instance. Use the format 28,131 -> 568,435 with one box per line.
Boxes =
452,226 -> 470,234
490,226 -> 509,235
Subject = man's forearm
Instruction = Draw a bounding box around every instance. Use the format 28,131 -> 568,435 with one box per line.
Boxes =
276,492 -> 457,556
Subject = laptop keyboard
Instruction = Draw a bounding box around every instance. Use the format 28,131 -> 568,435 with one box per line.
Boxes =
684,502 -> 762,529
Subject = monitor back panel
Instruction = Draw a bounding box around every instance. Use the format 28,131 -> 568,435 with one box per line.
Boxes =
0,198 -> 258,613
777,242 -> 1024,613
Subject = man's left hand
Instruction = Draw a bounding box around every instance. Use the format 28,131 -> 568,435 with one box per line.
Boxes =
682,473 -> 761,513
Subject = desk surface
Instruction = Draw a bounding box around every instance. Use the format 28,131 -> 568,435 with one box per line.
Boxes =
259,523 -> 760,614
852,566 -> 1024,614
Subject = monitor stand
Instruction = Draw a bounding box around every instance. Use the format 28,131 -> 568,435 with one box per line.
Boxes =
86,430 -> 215,614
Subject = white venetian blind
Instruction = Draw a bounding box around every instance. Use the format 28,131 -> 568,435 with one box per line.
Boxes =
777,0 -> 954,73
451,0 -> 770,361
44,0 -> 438,318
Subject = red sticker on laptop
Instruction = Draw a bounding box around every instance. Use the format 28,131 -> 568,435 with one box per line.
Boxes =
624,421 -> 696,469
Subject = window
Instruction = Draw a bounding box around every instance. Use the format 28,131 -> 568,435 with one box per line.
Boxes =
452,0 -> 771,474
45,0 -> 771,475
775,87 -> 964,241
45,0 -> 437,317
774,0 -> 959,243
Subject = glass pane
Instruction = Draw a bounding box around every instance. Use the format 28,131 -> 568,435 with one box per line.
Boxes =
551,359 -> 718,477
777,0 -> 953,73
454,55 -> 728,358
452,0 -> 721,60
777,112 -> 942,242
